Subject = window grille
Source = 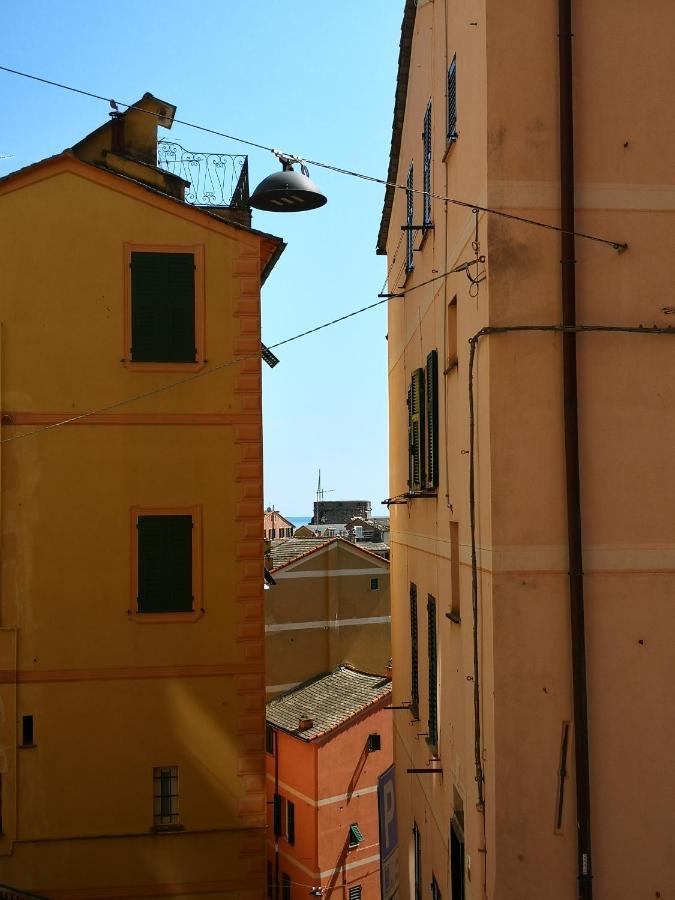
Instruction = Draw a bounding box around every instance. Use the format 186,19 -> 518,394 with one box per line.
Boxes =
349,887 -> 362,900
406,162 -> 415,273
410,583 -> 419,716
447,55 -> 458,143
427,596 -> 438,747
153,766 -> 179,826
423,101 -> 432,227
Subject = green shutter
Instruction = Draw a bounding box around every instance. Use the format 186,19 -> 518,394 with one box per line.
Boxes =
426,350 -> 439,489
273,794 -> 282,836
137,515 -> 193,613
287,800 -> 295,845
410,583 -> 419,716
410,368 -> 426,492
131,252 -> 196,362
427,595 -> 438,747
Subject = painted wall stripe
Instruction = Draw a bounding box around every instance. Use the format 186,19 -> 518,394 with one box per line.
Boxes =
265,773 -> 379,809
265,616 -> 391,633
273,567 -> 388,580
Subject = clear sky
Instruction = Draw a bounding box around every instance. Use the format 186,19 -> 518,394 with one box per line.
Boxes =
1,0 -> 404,517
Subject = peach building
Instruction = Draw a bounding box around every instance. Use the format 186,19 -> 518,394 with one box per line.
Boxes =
379,2 -> 675,900
0,96 -> 283,897
265,539 -> 391,697
265,667 -> 393,900
264,508 -> 296,541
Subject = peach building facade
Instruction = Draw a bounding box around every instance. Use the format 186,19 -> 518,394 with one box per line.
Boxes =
0,98 -> 283,898
265,668 -> 393,900
380,2 -> 675,899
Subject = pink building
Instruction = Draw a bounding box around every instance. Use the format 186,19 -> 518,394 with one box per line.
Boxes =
265,507 -> 295,540
265,667 -> 393,900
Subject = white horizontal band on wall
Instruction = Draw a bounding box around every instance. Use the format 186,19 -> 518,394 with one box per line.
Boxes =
272,567 -> 388,579
265,616 -> 391,633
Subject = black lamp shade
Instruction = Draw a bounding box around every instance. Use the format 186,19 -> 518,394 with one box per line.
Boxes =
250,168 -> 327,212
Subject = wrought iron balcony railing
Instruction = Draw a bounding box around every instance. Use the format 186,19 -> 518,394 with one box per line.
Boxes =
157,141 -> 249,209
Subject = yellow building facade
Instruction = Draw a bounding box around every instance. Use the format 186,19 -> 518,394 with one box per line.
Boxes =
0,97 -> 283,899
380,2 -> 675,899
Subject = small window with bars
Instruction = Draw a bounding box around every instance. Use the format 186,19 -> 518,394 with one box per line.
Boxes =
406,162 -> 415,273
410,583 -> 419,717
447,55 -> 458,143
349,887 -> 362,900
153,766 -> 179,826
422,101 -> 432,227
427,595 -> 438,748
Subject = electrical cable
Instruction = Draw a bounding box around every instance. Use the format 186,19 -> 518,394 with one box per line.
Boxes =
0,64 -> 627,251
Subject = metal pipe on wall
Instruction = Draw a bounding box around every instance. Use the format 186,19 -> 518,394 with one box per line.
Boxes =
558,3 -> 594,895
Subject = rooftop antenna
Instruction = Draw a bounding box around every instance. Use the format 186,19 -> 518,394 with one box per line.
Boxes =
315,469 -> 335,526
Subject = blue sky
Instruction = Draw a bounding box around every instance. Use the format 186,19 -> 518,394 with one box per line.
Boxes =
1,0 -> 404,517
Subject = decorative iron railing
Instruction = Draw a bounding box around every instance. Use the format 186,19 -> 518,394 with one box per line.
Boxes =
157,141 -> 249,209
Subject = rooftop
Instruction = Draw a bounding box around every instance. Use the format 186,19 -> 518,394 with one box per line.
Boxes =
266,538 -> 331,569
266,666 -> 392,741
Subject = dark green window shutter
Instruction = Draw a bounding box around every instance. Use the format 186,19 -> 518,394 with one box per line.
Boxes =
410,583 -> 419,716
410,368 -> 426,492
131,252 -> 196,362
273,794 -> 282,836
427,595 -> 438,747
287,800 -> 295,845
426,350 -> 439,489
447,55 -> 458,142
137,515 -> 193,613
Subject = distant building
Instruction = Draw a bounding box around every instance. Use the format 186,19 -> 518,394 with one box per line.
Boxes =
264,507 -> 295,540
311,499 -> 372,524
266,667 -> 393,900
265,538 -> 390,696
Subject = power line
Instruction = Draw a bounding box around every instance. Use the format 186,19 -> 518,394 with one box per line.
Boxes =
0,64 -> 627,251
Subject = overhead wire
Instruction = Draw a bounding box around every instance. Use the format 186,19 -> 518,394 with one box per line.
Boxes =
0,64 -> 627,251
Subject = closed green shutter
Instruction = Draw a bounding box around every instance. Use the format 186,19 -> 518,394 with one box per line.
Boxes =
410,583 -> 419,716
426,350 -> 439,489
273,794 -> 282,836
137,515 -> 193,613
131,252 -> 196,362
410,368 -> 426,492
427,595 -> 438,747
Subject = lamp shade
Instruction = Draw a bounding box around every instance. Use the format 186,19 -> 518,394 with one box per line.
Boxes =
250,165 -> 327,212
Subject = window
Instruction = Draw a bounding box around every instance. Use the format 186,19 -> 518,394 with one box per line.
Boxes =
132,507 -> 201,616
21,715 -> 34,747
370,577 -> 379,591
422,101 -> 432,227
349,887 -> 362,900
447,55 -> 458,143
267,861 -> 273,900
266,724 -> 275,755
348,823 -> 364,847
407,368 -> 426,492
130,251 -> 196,363
425,350 -> 439,489
427,595 -> 438,748
445,296 -> 458,372
410,583 -> 419,717
153,766 -> 179,826
413,822 -> 421,900
287,800 -> 295,846
432,874 -> 442,900
368,733 -> 381,752
451,809 -> 465,900
450,522 -> 460,621
282,872 -> 291,900
273,793 -> 283,836
406,162 -> 414,273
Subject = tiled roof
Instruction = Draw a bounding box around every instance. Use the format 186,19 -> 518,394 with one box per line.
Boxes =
266,538 -> 331,569
266,666 -> 392,741
357,542 -> 390,557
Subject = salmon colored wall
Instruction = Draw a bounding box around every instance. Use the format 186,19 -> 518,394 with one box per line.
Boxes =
0,154 -> 273,897
387,0 -> 675,898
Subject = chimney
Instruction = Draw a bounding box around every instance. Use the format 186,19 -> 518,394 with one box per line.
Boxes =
298,715 -> 314,731
110,112 -> 125,155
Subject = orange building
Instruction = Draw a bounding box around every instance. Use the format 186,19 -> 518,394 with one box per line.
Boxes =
379,2 -> 675,900
265,667 -> 393,900
0,96 -> 284,897
264,508 -> 296,540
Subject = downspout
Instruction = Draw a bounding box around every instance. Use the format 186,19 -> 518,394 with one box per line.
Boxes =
558,3 -> 593,898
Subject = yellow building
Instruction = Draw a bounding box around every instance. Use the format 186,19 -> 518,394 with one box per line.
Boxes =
265,538 -> 390,697
380,2 -> 675,899
0,95 -> 283,898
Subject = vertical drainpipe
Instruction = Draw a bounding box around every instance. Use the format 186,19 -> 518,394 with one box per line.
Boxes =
558,2 -> 593,898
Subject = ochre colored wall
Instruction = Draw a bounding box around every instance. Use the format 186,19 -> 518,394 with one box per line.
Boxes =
386,1 -> 675,899
0,160 -> 272,898
266,542 -> 391,694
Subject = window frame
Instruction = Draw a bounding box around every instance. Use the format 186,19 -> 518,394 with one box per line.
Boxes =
152,765 -> 180,829
123,243 -> 205,372
370,577 -> 379,591
130,505 -> 203,622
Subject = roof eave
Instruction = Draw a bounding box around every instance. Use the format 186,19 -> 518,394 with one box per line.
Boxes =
376,0 -> 417,256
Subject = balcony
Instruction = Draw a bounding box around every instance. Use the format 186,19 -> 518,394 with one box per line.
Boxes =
157,141 -> 251,225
